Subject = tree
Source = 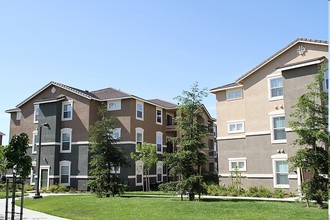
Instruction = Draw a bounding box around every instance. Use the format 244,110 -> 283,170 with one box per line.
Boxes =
164,82 -> 208,201
130,142 -> 158,191
0,146 -> 6,178
288,62 -> 328,207
88,105 -> 128,197
3,133 -> 32,181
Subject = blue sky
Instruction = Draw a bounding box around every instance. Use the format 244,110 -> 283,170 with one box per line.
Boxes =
0,1 -> 328,145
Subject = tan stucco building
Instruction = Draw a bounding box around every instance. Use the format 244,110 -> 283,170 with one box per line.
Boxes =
210,38 -> 328,193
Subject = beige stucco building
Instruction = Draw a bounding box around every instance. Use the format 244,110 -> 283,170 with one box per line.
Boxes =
210,38 -> 328,193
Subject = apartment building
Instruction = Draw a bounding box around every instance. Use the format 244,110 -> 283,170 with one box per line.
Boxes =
0,132 -> 4,145
6,81 -> 216,190
210,38 -> 328,192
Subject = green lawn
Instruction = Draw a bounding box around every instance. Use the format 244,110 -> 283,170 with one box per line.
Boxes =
22,195 -> 327,220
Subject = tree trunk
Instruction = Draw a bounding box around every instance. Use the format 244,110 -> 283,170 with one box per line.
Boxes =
189,193 -> 195,201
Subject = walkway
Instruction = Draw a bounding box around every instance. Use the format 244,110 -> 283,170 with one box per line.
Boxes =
0,194 -> 69,220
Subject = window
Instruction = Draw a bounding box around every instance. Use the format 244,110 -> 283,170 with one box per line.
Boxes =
30,161 -> 36,185
34,105 -> 40,123
228,158 -> 246,171
60,161 -> 71,186
156,132 -> 163,154
32,130 -> 38,154
156,108 -> 162,125
108,100 -> 121,111
226,89 -> 243,100
136,101 -> 144,120
16,111 -> 21,121
111,166 -> 121,174
227,121 -> 244,133
136,127 -> 144,151
272,116 -> 286,143
61,128 -> 72,153
157,161 -> 163,182
62,101 -> 73,121
269,77 -> 283,100
110,128 -> 121,140
272,154 -> 289,188
135,160 -> 144,186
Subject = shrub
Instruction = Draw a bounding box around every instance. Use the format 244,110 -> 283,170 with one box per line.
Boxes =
24,184 -> 34,192
245,186 -> 259,197
258,186 -> 272,198
273,188 -> 284,198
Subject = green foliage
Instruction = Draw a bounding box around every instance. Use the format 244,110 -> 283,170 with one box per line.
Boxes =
130,142 -> 158,191
158,181 -> 178,193
0,146 -> 6,174
273,188 -> 285,198
88,105 -> 128,197
3,133 -> 32,180
165,82 -> 209,201
288,62 -> 328,207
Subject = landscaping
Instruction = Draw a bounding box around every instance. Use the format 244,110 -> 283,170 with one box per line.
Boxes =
22,194 -> 327,220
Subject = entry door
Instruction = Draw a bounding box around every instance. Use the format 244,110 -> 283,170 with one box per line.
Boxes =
40,169 -> 49,189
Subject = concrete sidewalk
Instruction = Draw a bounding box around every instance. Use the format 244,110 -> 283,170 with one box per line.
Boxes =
0,194 -> 69,220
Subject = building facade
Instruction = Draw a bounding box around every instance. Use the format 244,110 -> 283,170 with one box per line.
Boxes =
6,82 -> 216,190
210,38 -> 328,193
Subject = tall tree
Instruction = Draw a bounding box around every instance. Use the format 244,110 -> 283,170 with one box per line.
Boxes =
89,105 -> 128,197
130,142 -> 158,191
4,133 -> 32,181
288,62 -> 328,207
0,146 -> 6,177
164,82 -> 208,201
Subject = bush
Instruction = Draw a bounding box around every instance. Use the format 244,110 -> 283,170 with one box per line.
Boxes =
273,188 -> 284,198
24,184 -> 34,192
258,186 -> 272,198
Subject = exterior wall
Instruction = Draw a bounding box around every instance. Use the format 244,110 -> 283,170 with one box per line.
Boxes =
214,42 -> 327,193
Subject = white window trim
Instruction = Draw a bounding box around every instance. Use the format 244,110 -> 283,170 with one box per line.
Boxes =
32,130 -> 38,154
135,160 -> 144,186
227,121 -> 245,134
270,114 -> 287,144
30,161 -> 36,185
39,165 -> 50,190
156,131 -> 163,154
135,127 -> 144,152
60,128 -> 72,153
271,154 -> 289,189
228,157 -> 247,172
111,166 -> 121,174
268,76 -> 283,101
16,111 -> 21,121
111,128 -> 121,140
34,105 -> 39,123
136,101 -> 144,121
323,70 -> 329,92
156,161 -> 163,183
107,100 -> 121,111
226,89 -> 243,101
62,100 -> 73,121
156,108 -> 163,125
59,160 -> 71,186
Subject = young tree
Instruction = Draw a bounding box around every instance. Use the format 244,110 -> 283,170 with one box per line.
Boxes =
89,105 -> 128,197
130,142 -> 158,191
0,146 -> 6,178
288,62 -> 328,207
4,133 -> 32,181
164,82 -> 208,201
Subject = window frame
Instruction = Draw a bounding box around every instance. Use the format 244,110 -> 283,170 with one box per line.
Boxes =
136,101 -> 144,120
135,127 -> 144,152
135,160 -> 144,186
110,128 -> 121,140
268,76 -> 283,101
228,157 -> 247,172
323,70 -> 329,92
34,105 -> 40,123
62,100 -> 73,121
156,108 -> 162,125
226,89 -> 243,101
32,130 -> 38,154
227,121 -> 245,134
271,154 -> 289,189
156,161 -> 163,183
107,100 -> 121,111
60,128 -> 72,153
156,132 -> 163,154
270,115 -> 287,143
16,111 -> 21,121
30,161 -> 36,185
59,160 -> 71,186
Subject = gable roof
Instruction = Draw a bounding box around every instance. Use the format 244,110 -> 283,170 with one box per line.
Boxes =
16,81 -> 96,108
148,99 -> 177,109
210,38 -> 328,93
90,87 -> 132,100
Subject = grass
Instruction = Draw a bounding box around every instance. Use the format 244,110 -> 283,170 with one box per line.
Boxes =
22,194 -> 327,220
0,191 -> 27,199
